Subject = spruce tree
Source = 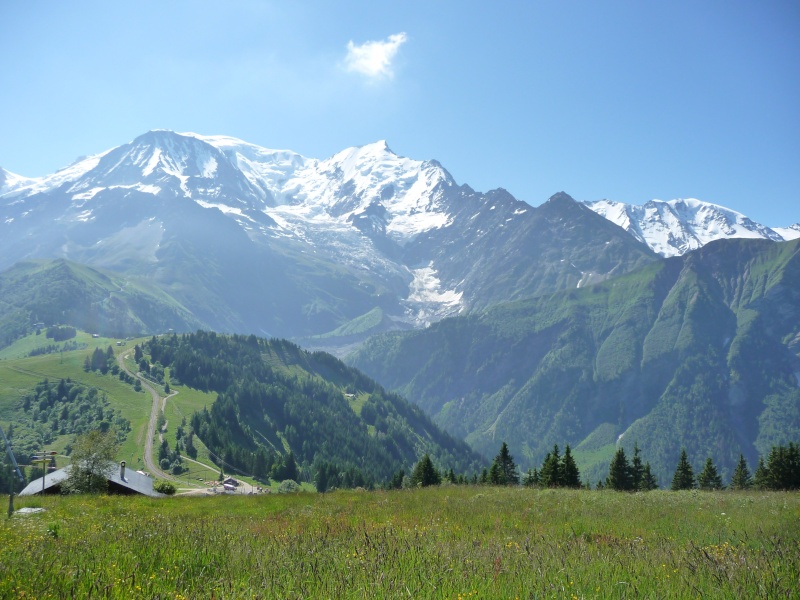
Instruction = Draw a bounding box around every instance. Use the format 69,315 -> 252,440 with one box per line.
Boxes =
489,461 -> 503,485
765,443 -> 800,490
410,454 -> 441,487
314,465 -> 329,493
606,447 -> 632,491
697,457 -> 724,490
753,456 -> 770,490
539,445 -> 562,487
479,467 -> 489,484
630,443 -> 644,491
640,462 -> 658,491
729,454 -> 752,490
446,468 -> 457,484
491,442 -> 519,485
670,449 -> 695,490
561,444 -> 581,488
522,468 -> 540,487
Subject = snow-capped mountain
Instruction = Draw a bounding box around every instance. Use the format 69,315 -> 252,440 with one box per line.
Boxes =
0,130 -> 654,344
584,198 -> 799,257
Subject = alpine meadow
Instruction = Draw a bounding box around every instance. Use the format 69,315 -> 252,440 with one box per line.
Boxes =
2,3 -> 800,598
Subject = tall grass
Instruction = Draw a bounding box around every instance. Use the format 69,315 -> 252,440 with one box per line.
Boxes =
3,487 -> 798,598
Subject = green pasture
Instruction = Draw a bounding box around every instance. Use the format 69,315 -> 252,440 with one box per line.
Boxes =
0,339 -> 151,465
3,487 -> 799,599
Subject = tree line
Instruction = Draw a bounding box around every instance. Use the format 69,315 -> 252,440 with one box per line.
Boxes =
145,332 -> 482,489
398,441 -> 800,492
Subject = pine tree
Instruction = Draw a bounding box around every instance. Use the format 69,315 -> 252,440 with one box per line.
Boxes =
697,457 -> 724,490
630,443 -> 644,491
539,445 -> 562,487
640,462 -> 658,491
670,448 -> 695,490
488,461 -> 503,485
410,454 -> 441,487
284,452 -> 298,482
446,468 -> 457,484
314,464 -> 329,493
765,443 -> 800,490
606,447 -> 632,491
729,454 -> 752,490
491,442 -> 519,485
479,468 -> 489,484
522,468 -> 540,487
753,456 -> 770,490
561,444 -> 581,488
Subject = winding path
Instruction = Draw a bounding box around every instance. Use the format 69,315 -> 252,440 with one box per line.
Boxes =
118,350 -> 173,481
117,349 -> 256,494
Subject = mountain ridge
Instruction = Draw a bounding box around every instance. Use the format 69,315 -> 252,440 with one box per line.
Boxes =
348,236 -> 800,484
0,130 -> 654,345
584,197 -> 799,257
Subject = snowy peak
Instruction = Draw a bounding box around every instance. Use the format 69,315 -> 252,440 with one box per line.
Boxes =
585,198 -> 789,257
773,224 -> 800,241
0,167 -> 31,195
63,130 -> 266,206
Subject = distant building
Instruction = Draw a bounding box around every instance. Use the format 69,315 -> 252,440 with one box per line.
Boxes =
19,461 -> 163,498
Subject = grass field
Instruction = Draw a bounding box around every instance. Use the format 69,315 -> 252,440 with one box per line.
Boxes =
3,487 -> 799,599
0,336 -> 152,466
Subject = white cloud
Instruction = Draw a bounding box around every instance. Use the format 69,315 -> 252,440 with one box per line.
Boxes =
344,32 -> 407,79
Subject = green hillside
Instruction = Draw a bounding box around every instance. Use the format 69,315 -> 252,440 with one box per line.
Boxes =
0,336 -> 152,477
140,332 -> 484,486
349,238 -> 800,485
0,258 -> 205,348
1,329 -> 483,494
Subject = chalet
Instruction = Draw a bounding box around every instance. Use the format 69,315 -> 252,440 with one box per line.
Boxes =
19,461 -> 163,498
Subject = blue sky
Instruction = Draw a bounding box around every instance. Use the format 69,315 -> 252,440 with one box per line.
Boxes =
1,1 -> 798,226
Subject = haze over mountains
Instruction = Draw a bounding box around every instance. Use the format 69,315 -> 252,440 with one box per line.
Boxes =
0,130 -> 653,343
585,198 -> 800,258
1,130 -> 798,485
1,130 -> 795,346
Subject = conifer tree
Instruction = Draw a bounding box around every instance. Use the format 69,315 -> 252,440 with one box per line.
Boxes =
522,468 -> 540,487
410,454 -> 441,487
697,457 -> 724,490
764,443 -> 800,490
489,461 -> 503,485
630,443 -> 644,491
539,445 -> 562,487
640,462 -> 658,491
561,444 -> 581,488
753,456 -> 770,490
606,447 -> 632,491
729,454 -> 752,490
670,448 -> 695,490
491,442 -> 519,485
314,464 -> 329,493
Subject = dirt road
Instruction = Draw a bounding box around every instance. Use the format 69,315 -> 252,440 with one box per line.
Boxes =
117,350 -> 173,481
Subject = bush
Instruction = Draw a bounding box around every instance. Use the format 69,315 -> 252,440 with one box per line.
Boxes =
278,479 -> 300,493
153,480 -> 176,495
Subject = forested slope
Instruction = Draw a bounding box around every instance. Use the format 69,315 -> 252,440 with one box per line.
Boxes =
350,238 -> 800,484
145,332 -> 484,486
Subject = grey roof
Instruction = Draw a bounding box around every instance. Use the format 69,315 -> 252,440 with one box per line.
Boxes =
19,467 -> 70,496
20,464 -> 164,498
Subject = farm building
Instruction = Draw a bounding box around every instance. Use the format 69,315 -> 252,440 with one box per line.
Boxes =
19,461 -> 163,498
